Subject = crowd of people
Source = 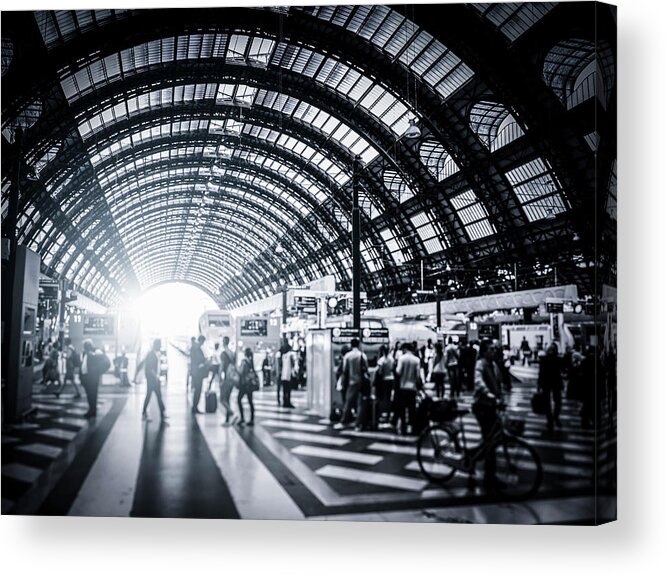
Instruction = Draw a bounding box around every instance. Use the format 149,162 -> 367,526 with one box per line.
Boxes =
330,334 -> 614,439
186,335 -> 261,426
35,330 -> 614,439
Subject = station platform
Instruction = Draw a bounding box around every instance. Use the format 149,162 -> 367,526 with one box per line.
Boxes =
1,355 -> 615,524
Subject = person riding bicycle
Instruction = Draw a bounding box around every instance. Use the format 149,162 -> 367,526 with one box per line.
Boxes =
472,339 -> 503,441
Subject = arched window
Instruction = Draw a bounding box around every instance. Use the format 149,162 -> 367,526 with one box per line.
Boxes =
468,100 -> 524,151
418,139 -> 460,182
543,39 -> 615,109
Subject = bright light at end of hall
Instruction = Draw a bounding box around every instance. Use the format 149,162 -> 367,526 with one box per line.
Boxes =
121,283 -> 218,339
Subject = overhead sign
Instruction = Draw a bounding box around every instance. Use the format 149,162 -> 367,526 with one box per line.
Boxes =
545,301 -> 564,313
331,327 -> 360,344
240,318 -> 268,337
294,295 -> 318,314
83,314 -> 115,336
361,327 -> 390,344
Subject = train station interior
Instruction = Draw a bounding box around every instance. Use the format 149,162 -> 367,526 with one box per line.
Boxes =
2,3 -> 618,527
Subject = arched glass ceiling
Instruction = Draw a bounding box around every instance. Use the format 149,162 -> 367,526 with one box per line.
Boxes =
2,5 -> 596,307
61,32 -> 416,139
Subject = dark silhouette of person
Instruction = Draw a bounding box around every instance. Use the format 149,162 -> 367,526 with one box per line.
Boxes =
190,335 -> 207,414
237,347 -> 257,426
538,343 -> 564,432
141,338 -> 167,422
80,339 -> 110,418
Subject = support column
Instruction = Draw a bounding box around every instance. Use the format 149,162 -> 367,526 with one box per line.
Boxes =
352,155 -> 362,331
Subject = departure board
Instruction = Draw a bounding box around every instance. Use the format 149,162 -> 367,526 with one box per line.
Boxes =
240,319 -> 267,337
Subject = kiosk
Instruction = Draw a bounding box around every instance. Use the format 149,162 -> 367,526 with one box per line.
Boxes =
306,327 -> 359,418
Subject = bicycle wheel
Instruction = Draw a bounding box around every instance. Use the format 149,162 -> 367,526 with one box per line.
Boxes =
417,425 -> 457,484
485,437 -> 543,500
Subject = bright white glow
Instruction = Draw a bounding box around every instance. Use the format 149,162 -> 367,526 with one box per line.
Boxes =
126,283 -> 218,340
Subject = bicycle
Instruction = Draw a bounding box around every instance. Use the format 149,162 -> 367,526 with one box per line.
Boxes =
416,399 -> 543,500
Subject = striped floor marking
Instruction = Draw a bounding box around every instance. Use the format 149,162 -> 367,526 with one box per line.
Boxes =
253,410 -> 308,422
15,443 -> 63,459
195,408 -> 305,520
291,445 -> 383,465
273,431 -> 350,446
315,464 -> 428,492
35,428 -> 78,441
404,460 -> 468,477
2,463 -> 42,483
67,393 -> 144,517
260,420 -> 327,432
340,429 -> 417,444
53,416 -> 86,427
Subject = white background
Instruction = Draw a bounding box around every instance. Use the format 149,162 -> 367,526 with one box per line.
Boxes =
2,0 -> 665,573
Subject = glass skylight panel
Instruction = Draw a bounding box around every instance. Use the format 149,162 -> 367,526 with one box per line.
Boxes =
383,169 -> 415,203
450,188 -> 496,240
361,241 -> 380,273
472,3 -> 557,43
379,227 -> 405,264
606,160 -> 617,220
300,4 -> 475,101
410,211 -> 448,254
504,158 -> 568,222
257,90 -> 379,163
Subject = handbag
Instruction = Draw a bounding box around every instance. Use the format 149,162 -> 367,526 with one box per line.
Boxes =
531,390 -> 549,415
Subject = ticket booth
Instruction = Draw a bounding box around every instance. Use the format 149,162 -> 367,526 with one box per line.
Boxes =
4,245 -> 40,421
306,327 -> 360,418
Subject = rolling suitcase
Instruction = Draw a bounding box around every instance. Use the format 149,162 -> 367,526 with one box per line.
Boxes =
205,390 -> 218,413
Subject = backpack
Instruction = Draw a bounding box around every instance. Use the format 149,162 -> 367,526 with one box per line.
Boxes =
242,359 -> 260,392
224,351 -> 241,387
71,349 -> 81,369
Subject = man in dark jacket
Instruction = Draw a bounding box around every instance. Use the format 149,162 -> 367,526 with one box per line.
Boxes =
141,338 -> 167,422
80,339 -> 111,418
538,343 -> 564,432
190,335 -> 207,414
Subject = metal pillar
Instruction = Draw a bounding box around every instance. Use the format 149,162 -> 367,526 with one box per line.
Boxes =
352,155 -> 362,330
58,278 -> 67,349
281,284 -> 288,346
436,290 -> 442,329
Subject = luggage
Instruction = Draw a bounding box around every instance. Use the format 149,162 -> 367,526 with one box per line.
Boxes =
412,393 -> 431,435
531,390 -> 549,415
205,390 -> 218,413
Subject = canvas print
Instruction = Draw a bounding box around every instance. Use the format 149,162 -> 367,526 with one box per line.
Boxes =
1,3 -> 617,524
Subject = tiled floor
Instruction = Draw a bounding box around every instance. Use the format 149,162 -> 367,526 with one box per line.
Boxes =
1,356 -> 616,524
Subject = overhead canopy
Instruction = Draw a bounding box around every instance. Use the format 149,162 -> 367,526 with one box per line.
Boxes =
1,4 -> 616,309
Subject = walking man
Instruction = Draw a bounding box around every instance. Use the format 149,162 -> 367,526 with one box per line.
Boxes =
141,338 -> 168,422
190,335 -> 207,414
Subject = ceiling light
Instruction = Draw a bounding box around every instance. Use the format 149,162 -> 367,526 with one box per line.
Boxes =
403,118 -> 422,139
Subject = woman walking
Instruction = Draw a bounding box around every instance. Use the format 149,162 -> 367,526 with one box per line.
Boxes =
237,348 -> 258,426
428,342 -> 447,398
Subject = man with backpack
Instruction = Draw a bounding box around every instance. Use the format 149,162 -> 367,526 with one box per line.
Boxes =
219,336 -> 238,424
80,339 -> 111,418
